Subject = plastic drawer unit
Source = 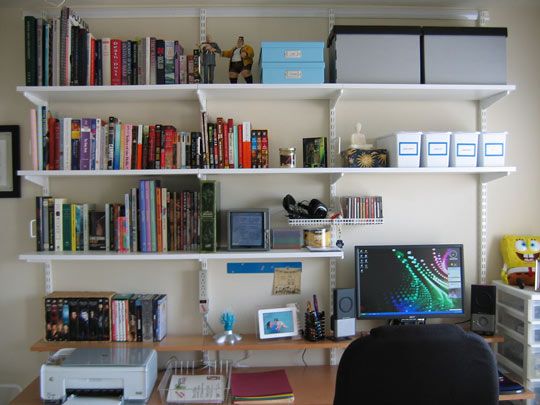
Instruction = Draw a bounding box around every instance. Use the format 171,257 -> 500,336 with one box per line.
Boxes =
260,42 -> 325,84
494,280 -> 540,402
327,25 -> 421,84
423,27 -> 507,84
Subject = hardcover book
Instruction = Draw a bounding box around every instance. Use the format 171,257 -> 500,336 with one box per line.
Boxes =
303,137 -> 327,168
200,180 -> 219,252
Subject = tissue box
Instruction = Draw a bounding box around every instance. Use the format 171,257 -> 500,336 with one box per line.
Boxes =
340,148 -> 388,168
478,132 -> 507,167
376,132 -> 422,168
450,132 -> 479,167
421,132 -> 451,167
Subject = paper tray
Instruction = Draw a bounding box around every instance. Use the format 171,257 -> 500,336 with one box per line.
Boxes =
158,359 -> 231,405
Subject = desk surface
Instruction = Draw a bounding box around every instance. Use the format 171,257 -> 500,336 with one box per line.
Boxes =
10,365 -> 535,404
11,366 -> 338,405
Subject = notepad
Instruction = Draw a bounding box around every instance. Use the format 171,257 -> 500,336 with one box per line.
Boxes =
231,369 -> 293,398
166,374 -> 225,403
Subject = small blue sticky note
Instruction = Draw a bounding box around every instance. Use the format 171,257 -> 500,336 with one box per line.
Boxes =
227,262 -> 302,274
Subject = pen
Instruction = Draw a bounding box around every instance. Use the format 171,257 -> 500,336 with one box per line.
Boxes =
313,294 -> 319,314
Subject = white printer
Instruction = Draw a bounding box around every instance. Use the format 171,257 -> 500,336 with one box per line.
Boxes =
40,347 -> 157,404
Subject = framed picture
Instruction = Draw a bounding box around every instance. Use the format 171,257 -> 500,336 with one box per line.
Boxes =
0,126 -> 21,198
226,209 -> 270,251
258,307 -> 298,339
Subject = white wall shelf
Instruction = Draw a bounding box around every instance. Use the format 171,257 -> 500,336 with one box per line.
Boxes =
17,83 -> 516,106
19,249 -> 343,263
19,167 -> 517,188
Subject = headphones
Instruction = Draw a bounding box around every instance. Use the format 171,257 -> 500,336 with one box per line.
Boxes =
282,194 -> 328,219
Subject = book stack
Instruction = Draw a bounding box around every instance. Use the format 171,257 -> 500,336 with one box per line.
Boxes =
29,109 -> 270,172
44,291 -> 167,342
203,115 -> 269,169
111,293 -> 167,342
45,291 -> 115,342
340,196 -> 383,220
35,181 -> 199,253
24,7 -> 199,86
230,369 -> 294,404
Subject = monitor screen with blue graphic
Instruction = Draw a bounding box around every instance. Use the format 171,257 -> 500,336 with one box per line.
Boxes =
355,245 -> 465,319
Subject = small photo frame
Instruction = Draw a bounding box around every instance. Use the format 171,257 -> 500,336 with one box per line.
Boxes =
258,307 -> 298,339
0,125 -> 20,198
227,209 -> 270,251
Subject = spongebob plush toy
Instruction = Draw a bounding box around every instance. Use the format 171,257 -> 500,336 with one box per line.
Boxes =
501,235 -> 540,286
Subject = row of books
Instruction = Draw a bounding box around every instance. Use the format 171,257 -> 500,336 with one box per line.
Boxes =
35,182 -> 200,253
44,291 -> 167,342
30,108 -> 270,171
340,196 -> 384,219
24,8 -> 200,87
111,293 -> 167,343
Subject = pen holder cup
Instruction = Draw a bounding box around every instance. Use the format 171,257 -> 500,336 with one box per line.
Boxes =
304,311 -> 325,341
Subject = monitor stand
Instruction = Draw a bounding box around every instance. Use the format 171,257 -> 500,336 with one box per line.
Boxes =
388,318 -> 426,326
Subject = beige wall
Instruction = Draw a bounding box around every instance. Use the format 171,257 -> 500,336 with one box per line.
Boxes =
1,1 -> 539,389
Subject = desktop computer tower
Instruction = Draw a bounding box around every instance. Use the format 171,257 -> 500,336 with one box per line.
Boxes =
470,284 -> 496,336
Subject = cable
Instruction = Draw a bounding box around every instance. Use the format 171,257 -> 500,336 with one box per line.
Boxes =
454,318 -> 471,325
301,349 -> 307,367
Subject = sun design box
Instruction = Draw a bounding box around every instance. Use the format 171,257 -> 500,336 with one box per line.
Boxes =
340,148 -> 388,168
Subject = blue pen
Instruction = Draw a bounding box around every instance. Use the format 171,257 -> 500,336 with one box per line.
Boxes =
313,294 -> 319,314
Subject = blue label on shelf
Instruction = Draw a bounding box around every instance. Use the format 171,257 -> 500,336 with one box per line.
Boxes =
227,262 -> 302,274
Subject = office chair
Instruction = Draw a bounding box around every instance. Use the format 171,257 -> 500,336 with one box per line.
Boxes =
333,323 -> 499,405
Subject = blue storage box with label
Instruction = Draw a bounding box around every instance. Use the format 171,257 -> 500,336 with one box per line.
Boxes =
421,132 -> 450,167
450,132 -> 479,167
260,62 -> 325,84
376,132 -> 422,168
260,41 -> 325,84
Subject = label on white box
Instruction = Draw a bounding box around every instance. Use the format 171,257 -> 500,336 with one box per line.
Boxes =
284,50 -> 302,58
399,142 -> 419,156
485,143 -> 504,156
428,142 -> 448,156
285,70 -> 302,79
457,143 -> 476,157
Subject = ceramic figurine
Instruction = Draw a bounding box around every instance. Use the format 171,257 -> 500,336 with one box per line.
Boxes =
350,123 -> 373,149
200,35 -> 221,84
220,36 -> 254,84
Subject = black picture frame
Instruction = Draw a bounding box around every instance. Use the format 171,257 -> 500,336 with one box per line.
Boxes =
0,125 -> 21,198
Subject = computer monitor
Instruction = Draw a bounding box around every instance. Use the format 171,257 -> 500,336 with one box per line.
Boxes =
355,244 -> 465,322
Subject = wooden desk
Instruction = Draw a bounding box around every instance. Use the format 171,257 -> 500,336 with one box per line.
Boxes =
10,365 -> 535,404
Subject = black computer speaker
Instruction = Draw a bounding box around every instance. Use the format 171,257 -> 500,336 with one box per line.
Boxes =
470,284 -> 496,336
333,288 -> 356,319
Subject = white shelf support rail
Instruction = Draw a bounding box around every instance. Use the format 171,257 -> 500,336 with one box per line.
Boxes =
199,8 -> 207,44
44,261 -> 53,295
329,257 -> 338,366
479,180 -> 488,285
478,10 -> 490,26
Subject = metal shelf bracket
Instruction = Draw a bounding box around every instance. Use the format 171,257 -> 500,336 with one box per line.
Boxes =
480,91 -> 510,111
23,92 -> 48,108
197,90 -> 207,112
26,175 -> 50,195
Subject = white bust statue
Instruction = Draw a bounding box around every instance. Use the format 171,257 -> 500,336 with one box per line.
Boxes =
349,123 -> 372,150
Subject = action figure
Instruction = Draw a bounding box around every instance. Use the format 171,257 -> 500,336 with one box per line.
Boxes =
221,36 -> 254,84
200,35 -> 221,84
